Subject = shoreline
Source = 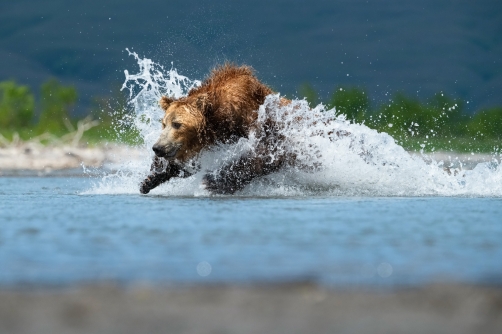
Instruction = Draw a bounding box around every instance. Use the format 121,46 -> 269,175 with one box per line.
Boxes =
1,282 -> 501,334
0,143 -> 144,173
0,143 -> 499,174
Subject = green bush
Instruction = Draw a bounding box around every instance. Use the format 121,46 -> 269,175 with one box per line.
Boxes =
0,81 -> 35,128
374,93 -> 450,140
299,82 -> 502,152
467,107 -> 502,139
426,93 -> 469,137
37,79 -> 78,134
327,87 -> 369,123
298,83 -> 318,107
85,88 -> 141,145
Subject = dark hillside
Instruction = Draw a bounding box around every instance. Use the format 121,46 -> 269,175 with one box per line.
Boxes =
1,0 -> 501,115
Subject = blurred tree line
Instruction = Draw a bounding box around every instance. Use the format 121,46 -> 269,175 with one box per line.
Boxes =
0,79 -> 77,134
0,79 -> 137,145
1,78 -> 500,152
299,84 -> 502,152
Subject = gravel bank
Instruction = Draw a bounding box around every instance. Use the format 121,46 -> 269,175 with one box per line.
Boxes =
0,144 -> 143,172
1,283 -> 501,334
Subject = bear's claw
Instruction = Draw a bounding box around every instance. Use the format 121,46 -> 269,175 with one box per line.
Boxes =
139,158 -> 191,194
139,172 -> 172,194
139,177 -> 153,194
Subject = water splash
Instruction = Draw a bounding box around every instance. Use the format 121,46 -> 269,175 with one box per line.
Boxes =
121,48 -> 201,149
86,53 -> 502,197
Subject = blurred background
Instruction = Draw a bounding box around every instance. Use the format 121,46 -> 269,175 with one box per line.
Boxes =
1,0 -> 501,151
2,3 -> 502,333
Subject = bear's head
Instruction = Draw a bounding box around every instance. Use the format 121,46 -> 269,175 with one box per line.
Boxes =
152,95 -> 211,162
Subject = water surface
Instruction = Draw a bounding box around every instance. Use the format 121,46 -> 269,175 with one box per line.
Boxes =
1,53 -> 502,287
1,176 -> 501,287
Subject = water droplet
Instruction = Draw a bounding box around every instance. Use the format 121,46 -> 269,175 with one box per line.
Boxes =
377,262 -> 393,278
197,261 -> 212,276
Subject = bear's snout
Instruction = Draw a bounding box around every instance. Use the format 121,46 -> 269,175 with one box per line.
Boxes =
152,143 -> 180,159
152,144 -> 165,157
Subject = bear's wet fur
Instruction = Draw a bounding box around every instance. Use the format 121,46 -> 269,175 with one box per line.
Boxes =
140,63 -> 287,195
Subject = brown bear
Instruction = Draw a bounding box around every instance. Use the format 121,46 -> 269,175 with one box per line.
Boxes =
139,63 -> 288,194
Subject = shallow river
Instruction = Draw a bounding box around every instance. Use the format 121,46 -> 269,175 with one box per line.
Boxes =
1,176 -> 501,287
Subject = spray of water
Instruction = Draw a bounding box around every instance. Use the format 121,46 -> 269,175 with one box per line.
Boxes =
86,52 -> 502,197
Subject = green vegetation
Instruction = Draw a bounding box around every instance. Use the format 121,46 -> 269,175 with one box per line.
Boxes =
38,79 -> 78,134
299,86 -> 501,153
86,89 -> 142,145
298,83 -> 319,107
0,81 -> 35,128
1,78 -> 501,153
327,86 -> 369,123
0,79 -> 139,146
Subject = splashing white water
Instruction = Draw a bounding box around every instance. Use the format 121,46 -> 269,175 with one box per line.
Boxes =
86,52 -> 502,197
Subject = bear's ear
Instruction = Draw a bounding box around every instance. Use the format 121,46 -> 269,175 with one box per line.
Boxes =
159,96 -> 174,111
196,94 -> 212,114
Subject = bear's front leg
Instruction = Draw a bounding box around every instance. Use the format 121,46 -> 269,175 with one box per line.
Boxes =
140,156 -> 190,194
202,152 -> 284,195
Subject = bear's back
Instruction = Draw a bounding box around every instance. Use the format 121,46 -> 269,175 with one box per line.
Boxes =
188,64 -> 274,140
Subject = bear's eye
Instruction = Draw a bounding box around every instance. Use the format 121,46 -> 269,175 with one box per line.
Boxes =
172,122 -> 182,130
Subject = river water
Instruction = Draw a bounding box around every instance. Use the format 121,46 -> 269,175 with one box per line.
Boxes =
1,53 -> 501,287
1,175 -> 501,287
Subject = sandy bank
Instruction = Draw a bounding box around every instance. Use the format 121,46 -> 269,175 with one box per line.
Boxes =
1,283 -> 501,334
0,144 -> 143,172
